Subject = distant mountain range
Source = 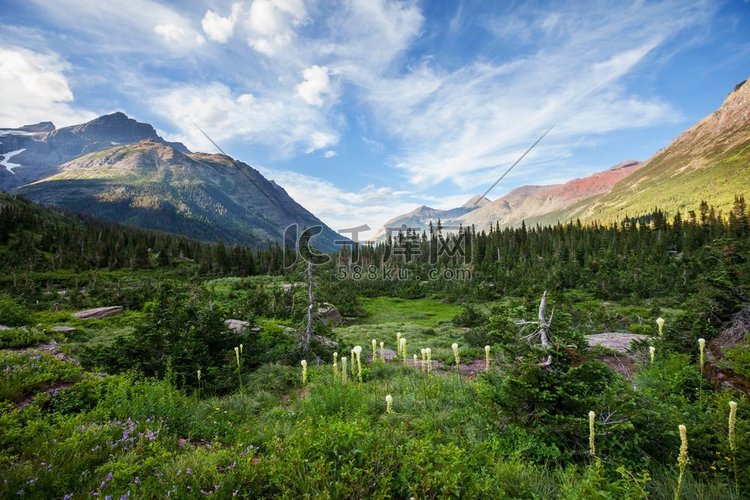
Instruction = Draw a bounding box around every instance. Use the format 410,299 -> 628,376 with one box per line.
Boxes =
377,76 -> 749,236
0,113 -> 343,250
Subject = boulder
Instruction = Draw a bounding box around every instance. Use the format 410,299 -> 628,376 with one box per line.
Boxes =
225,319 -> 250,334
318,302 -> 343,326
51,326 -> 77,334
0,325 -> 10,331
72,306 -> 123,320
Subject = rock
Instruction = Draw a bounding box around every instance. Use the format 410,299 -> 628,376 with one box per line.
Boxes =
225,319 -> 250,334
0,325 -> 11,331
72,306 -> 123,319
51,326 -> 77,334
585,332 -> 651,353
318,302 -> 343,326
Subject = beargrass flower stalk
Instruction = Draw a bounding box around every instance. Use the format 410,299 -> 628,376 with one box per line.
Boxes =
421,348 -> 426,373
729,401 -> 738,453
426,348 -> 432,374
341,357 -> 348,384
675,424 -> 689,500
588,411 -> 596,457
400,338 -> 407,365
396,332 -> 402,356
350,350 -> 355,376
698,338 -> 706,371
234,346 -> 243,396
197,369 -> 202,398
656,317 -> 665,336
386,394 -> 393,414
380,341 -> 385,362
729,401 -> 738,495
372,339 -> 377,363
240,343 -> 243,355
354,346 -> 363,383
301,360 -> 307,386
649,346 -> 656,364
485,345 -> 491,372
333,352 -> 338,377
413,354 -> 418,369
452,343 -> 460,369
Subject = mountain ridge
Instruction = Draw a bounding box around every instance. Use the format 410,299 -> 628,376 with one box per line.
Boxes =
15,139 -> 344,250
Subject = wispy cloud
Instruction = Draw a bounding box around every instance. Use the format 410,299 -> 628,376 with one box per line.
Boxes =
257,166 -> 416,236
365,1 -> 708,187
148,82 -> 338,156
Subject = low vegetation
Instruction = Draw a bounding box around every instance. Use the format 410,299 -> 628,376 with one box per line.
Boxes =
1,194 -> 749,497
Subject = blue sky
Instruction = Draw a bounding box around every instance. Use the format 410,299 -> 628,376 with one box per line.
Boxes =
1,0 -> 749,237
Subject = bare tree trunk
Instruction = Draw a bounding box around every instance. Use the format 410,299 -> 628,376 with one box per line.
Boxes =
538,290 -> 553,367
303,261 -> 314,354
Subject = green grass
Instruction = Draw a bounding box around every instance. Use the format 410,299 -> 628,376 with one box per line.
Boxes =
332,296 -> 478,363
357,296 -> 463,327
0,351 -> 83,402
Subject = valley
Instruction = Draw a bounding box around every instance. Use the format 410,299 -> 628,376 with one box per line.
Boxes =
2,2 -> 750,497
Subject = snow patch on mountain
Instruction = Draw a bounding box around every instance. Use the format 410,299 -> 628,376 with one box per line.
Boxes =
0,149 -> 26,175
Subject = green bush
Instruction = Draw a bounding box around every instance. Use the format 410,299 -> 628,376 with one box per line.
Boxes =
0,326 -> 50,348
0,293 -> 29,326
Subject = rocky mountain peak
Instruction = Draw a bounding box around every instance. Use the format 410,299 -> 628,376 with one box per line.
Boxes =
461,194 -> 491,209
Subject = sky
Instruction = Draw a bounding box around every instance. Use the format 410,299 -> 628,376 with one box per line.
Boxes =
1,0 -> 749,238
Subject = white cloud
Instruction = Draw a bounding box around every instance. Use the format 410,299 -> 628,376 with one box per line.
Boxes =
246,0 -> 307,56
26,0 -> 206,54
296,65 -> 331,106
149,82 -> 338,155
154,23 -> 205,47
323,150 -> 337,158
258,166 -> 417,236
201,3 -> 241,43
362,1 -> 708,187
0,46 -> 96,127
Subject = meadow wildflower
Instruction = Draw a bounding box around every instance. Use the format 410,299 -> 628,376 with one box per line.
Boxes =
452,343 -> 460,368
656,317 -> 665,336
301,360 -> 307,386
485,345 -> 491,372
354,346 -> 363,383
675,424 -> 689,500
698,338 -> 706,371
386,394 -> 393,414
649,346 -> 655,364
588,411 -> 596,457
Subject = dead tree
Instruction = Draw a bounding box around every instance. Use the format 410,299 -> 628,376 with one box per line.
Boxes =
518,290 -> 555,367
303,261 -> 314,355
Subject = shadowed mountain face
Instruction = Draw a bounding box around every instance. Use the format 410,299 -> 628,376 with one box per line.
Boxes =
0,112 -> 189,190
15,139 -> 343,250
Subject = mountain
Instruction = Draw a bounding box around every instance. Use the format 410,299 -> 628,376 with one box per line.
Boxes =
373,195 -> 490,241
374,158 -> 642,238
540,77 -> 750,225
458,160 -> 642,231
0,112 -> 189,190
14,139 -> 343,251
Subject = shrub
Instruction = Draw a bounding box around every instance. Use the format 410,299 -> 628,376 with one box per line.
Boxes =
0,293 -> 30,326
